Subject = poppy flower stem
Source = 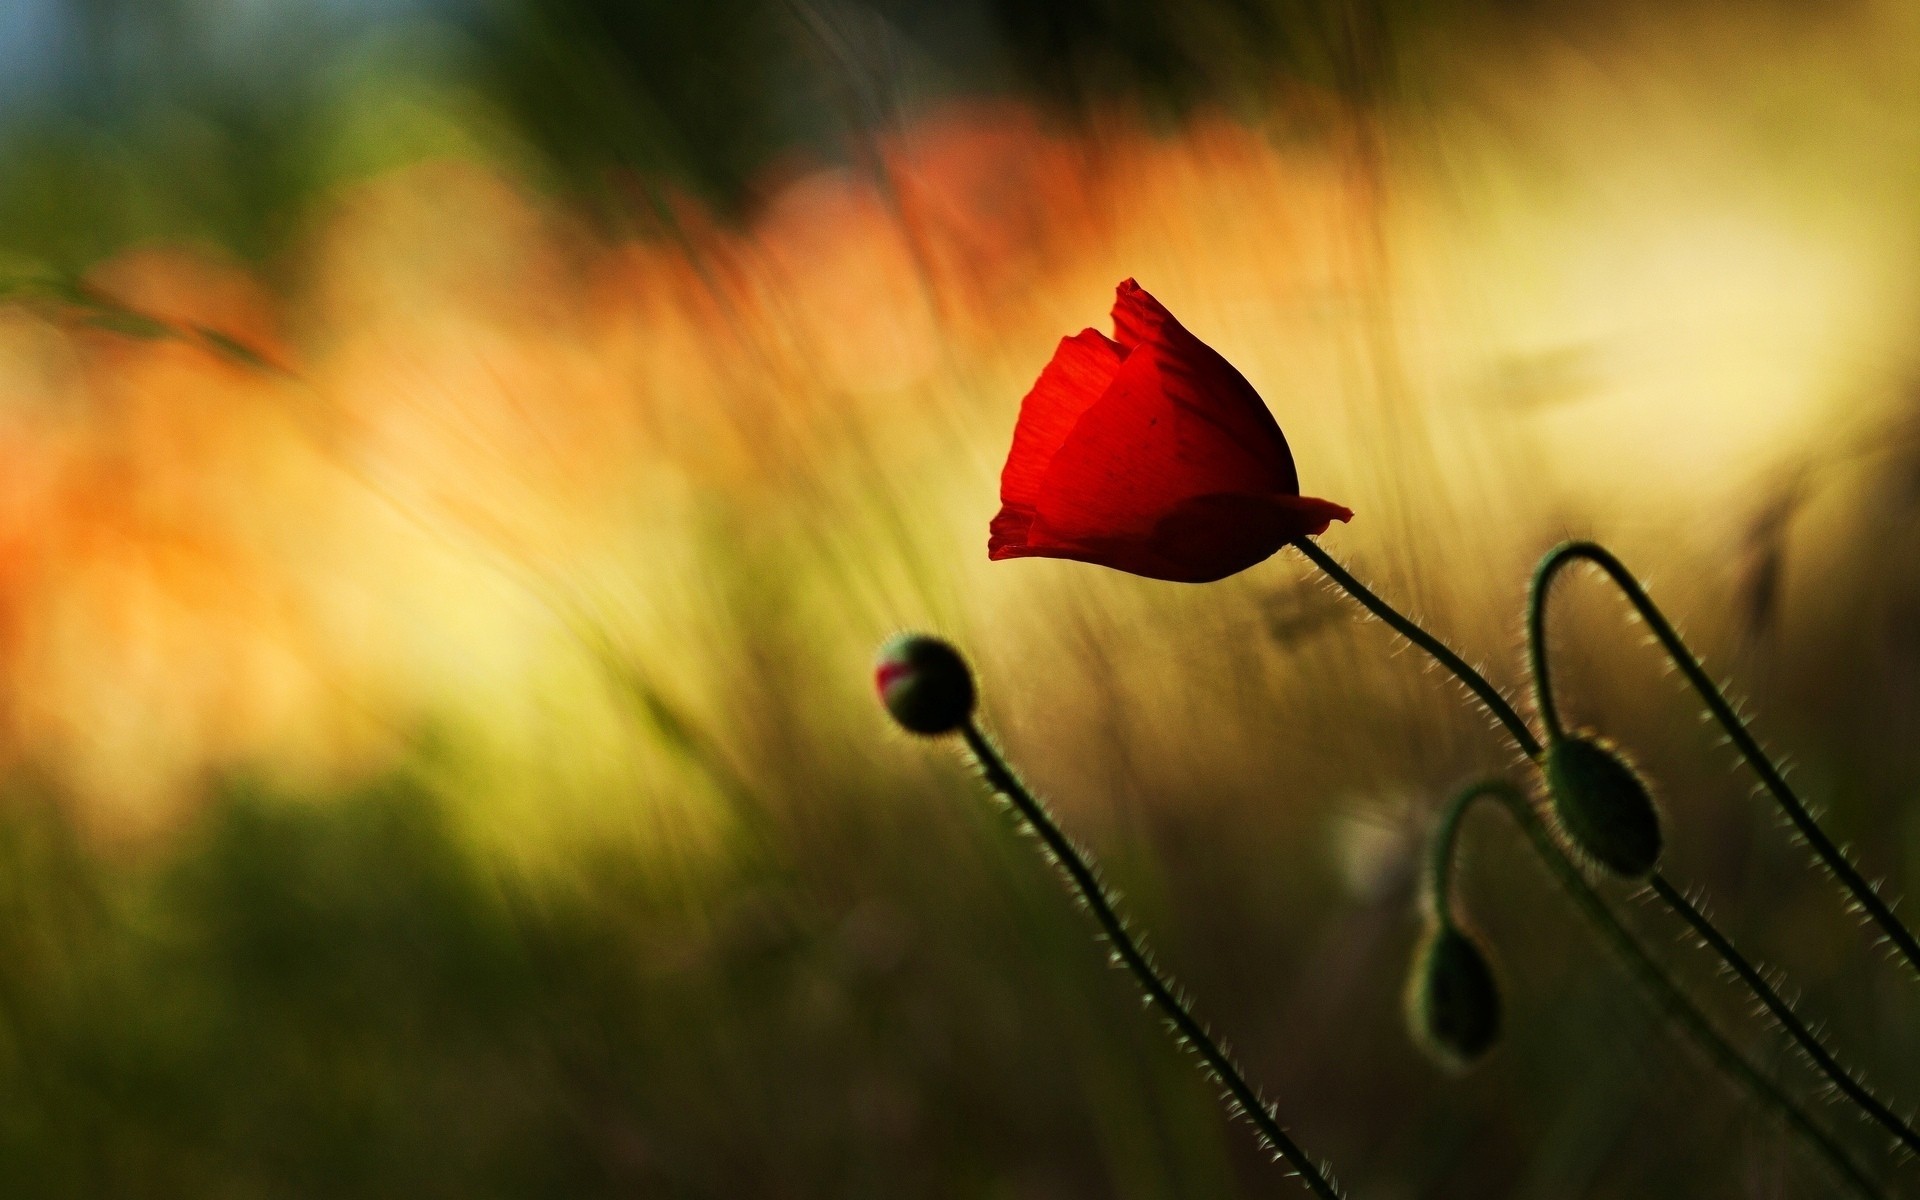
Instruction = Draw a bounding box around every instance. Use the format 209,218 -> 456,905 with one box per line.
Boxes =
1529,541 -> 1920,981
1291,541 -> 1886,1190
1529,544 -> 1920,1153
1431,781 -> 1881,1200
1287,538 -> 1543,757
1648,873 -> 1920,1157
958,719 -> 1344,1199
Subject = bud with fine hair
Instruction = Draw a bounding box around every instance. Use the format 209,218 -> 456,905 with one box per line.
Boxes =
1545,735 -> 1664,879
874,634 -> 976,736
1406,924 -> 1502,1071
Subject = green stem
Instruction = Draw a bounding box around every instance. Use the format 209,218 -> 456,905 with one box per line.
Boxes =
1649,873 -> 1920,1158
1289,539 -> 1543,757
1427,779 -> 1477,930
959,720 -> 1344,1199
1294,542 -> 1881,1194
1530,541 -> 1920,980
1433,782 -> 1880,1199
1528,542 -> 1920,1154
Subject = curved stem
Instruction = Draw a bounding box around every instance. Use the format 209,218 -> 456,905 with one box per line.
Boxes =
959,720 -> 1344,1199
1290,539 -> 1543,757
1289,543 -> 1882,1195
1437,781 -> 1881,1199
1530,543 -> 1920,1152
1531,541 -> 1920,979
1427,779 -> 1478,930
1649,873 -> 1920,1157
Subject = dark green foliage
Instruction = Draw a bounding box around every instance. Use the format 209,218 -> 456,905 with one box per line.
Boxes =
0,764 -> 1271,1199
472,0 -> 834,219
0,0 -> 1597,271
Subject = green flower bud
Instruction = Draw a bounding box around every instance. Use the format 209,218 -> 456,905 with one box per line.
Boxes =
1407,924 -> 1501,1070
874,634 -> 976,736
1545,735 -> 1663,879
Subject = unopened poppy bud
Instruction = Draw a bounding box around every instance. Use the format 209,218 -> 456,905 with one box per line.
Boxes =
875,634 -> 976,736
1407,925 -> 1501,1070
1545,735 -> 1663,879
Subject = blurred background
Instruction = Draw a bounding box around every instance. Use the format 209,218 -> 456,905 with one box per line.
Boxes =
3,0 -> 1920,1195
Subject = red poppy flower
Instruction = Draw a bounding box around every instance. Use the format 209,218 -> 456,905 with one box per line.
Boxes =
989,280 -> 1352,583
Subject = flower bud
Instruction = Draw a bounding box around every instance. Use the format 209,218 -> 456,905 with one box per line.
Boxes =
874,634 -> 976,736
1545,735 -> 1663,879
1406,925 -> 1501,1070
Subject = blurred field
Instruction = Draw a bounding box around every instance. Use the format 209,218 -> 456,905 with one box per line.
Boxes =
4,1 -> 1920,1196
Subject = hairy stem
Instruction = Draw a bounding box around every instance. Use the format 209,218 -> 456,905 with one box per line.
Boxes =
1290,539 -> 1542,757
1435,782 -> 1881,1198
1434,781 -> 1881,1198
1528,542 -> 1920,1145
959,720 -> 1344,1198
1649,874 -> 1920,1157
1296,542 -> 1881,1194
1531,541 -> 1920,979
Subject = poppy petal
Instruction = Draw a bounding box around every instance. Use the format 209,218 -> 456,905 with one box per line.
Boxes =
989,280 -> 1350,583
1136,493 -> 1314,581
1109,278 -> 1175,351
997,327 -> 1126,514
1110,280 -> 1298,492
1008,492 -> 1351,583
1028,343 -> 1295,547
1270,494 -> 1355,538
987,503 -> 1037,559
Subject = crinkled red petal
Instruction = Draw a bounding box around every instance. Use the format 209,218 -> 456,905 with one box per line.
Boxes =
997,327 -> 1125,515
989,279 -> 1348,583
1110,278 -> 1168,351
1027,341 -> 1297,549
987,503 -> 1037,560
1110,280 -> 1299,492
1274,495 -> 1355,538
1010,492 -> 1350,583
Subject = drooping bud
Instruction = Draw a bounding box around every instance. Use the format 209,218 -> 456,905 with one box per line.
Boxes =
1544,735 -> 1663,879
874,634 -> 976,736
1406,924 -> 1502,1070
